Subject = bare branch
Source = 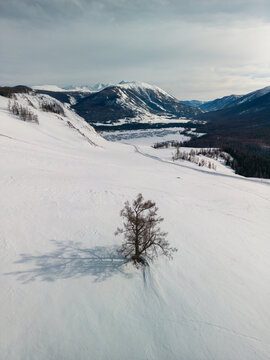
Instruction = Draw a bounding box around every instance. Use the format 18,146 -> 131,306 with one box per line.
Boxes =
115,193 -> 177,266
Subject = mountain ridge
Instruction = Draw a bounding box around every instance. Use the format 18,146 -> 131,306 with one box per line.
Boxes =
183,85 -> 270,112
72,81 -> 202,125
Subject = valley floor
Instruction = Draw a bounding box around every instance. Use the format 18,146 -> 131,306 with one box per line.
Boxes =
0,98 -> 270,359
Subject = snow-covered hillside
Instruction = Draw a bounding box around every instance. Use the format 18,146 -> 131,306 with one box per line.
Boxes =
0,92 -> 270,360
0,92 -> 101,147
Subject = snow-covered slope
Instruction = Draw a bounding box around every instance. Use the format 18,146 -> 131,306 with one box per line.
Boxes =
0,93 -> 270,360
117,80 -> 171,96
0,92 -> 102,153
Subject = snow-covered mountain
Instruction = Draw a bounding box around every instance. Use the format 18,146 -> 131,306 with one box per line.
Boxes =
199,94 -> 243,112
34,81 -> 202,126
0,87 -> 270,359
232,85 -> 270,106
32,84 -> 69,92
187,85 -> 270,112
202,86 -> 270,112
63,83 -> 112,93
73,81 -> 202,126
198,87 -> 270,139
32,83 -> 112,93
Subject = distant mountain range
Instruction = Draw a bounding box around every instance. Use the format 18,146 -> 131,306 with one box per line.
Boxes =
183,86 -> 270,147
33,82 -> 270,145
181,100 -> 206,108
183,86 -> 270,112
2,82 -> 270,177
182,95 -> 242,111
35,81 -> 202,126
180,86 -> 270,156
32,83 -> 112,93
202,87 -> 270,123
199,91 -> 270,144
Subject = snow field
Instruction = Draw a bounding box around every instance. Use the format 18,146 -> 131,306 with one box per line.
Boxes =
0,94 -> 270,359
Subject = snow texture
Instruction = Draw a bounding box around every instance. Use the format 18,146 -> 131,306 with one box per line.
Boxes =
0,93 -> 270,360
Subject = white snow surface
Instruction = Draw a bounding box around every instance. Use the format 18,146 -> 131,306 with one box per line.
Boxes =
31,85 -> 67,92
117,80 -> 174,97
31,84 -> 110,93
63,83 -> 112,93
0,93 -> 270,359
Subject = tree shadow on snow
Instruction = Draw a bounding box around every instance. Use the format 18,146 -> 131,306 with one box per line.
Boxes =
6,240 -> 130,283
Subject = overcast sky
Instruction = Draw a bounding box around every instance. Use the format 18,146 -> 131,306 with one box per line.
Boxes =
1,0 -> 270,99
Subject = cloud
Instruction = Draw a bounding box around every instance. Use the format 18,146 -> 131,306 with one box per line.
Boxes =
1,0 -> 269,23
0,0 -> 270,99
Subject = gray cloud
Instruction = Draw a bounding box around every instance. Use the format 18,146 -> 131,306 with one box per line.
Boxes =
1,0 -> 270,99
1,0 -> 269,23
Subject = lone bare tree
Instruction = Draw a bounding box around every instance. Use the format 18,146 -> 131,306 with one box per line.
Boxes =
115,193 -> 177,266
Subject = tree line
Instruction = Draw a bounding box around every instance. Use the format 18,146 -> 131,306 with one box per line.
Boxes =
172,147 -> 218,170
8,100 -> 39,124
222,145 -> 270,178
40,102 -> 65,116
184,134 -> 270,179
